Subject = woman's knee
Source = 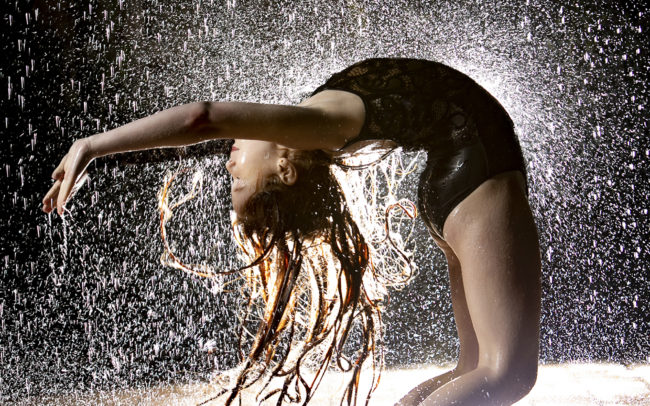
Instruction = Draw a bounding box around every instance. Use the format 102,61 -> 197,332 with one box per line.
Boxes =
481,357 -> 538,399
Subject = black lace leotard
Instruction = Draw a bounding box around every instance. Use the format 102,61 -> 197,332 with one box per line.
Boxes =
311,58 -> 528,238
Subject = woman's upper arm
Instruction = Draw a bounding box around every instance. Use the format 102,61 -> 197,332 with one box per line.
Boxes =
200,90 -> 365,151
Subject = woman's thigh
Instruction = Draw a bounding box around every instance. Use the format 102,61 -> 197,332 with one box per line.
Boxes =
442,170 -> 541,370
432,235 -> 479,371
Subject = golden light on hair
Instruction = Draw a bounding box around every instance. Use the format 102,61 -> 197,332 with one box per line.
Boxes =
158,148 -> 422,405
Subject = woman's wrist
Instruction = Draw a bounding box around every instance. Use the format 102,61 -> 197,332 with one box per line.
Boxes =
86,133 -> 108,159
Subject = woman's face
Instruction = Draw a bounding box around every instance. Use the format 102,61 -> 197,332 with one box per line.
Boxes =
226,139 -> 282,216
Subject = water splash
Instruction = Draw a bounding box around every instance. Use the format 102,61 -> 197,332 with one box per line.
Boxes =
1,0 -> 647,403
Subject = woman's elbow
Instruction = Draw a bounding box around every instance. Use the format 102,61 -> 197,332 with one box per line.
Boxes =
186,101 -> 222,140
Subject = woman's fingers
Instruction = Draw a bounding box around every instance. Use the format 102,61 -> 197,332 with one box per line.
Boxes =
55,175 -> 79,215
43,139 -> 95,215
56,140 -> 95,215
44,153 -> 68,212
57,171 -> 76,215
51,153 -> 68,180
42,180 -> 62,213
42,170 -> 88,214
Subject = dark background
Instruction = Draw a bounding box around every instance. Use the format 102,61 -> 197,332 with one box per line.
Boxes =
1,0 -> 648,401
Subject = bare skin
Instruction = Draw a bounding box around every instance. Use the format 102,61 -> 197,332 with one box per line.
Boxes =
42,90 -> 363,214
396,170 -> 541,405
42,87 -> 541,406
396,234 -> 479,404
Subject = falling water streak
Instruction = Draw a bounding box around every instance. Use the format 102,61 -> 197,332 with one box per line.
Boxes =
1,0 -> 647,404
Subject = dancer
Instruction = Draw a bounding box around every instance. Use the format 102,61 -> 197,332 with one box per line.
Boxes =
43,58 -> 541,405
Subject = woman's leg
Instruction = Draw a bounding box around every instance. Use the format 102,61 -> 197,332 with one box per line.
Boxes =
419,171 -> 541,405
396,236 -> 479,406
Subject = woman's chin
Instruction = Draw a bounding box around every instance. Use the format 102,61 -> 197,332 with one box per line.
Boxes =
231,202 -> 246,221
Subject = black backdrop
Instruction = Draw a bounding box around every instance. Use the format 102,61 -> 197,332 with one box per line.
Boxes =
1,0 -> 647,400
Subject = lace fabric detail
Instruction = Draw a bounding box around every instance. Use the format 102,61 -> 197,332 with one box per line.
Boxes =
312,58 -> 528,236
311,58 -> 513,153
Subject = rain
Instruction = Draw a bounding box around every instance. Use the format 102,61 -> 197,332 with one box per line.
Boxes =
1,0 -> 647,404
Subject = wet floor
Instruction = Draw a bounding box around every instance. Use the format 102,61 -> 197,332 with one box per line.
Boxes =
12,363 -> 650,405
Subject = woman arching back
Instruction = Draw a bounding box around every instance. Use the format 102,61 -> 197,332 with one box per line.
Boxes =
44,58 -> 541,406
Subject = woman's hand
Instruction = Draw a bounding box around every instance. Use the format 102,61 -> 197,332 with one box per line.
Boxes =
42,138 -> 96,215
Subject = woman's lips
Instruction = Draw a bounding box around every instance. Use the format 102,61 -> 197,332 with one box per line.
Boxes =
231,146 -> 239,152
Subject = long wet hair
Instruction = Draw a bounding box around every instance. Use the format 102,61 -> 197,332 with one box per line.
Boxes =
226,148 -> 381,405
159,146 -> 417,405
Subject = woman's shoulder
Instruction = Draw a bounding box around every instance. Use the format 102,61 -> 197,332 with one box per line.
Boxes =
298,89 -> 366,151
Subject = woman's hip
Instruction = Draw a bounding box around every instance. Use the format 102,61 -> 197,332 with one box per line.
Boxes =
417,137 -> 528,240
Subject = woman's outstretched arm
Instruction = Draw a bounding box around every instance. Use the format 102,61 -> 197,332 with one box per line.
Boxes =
42,91 -> 365,215
88,93 -> 364,157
